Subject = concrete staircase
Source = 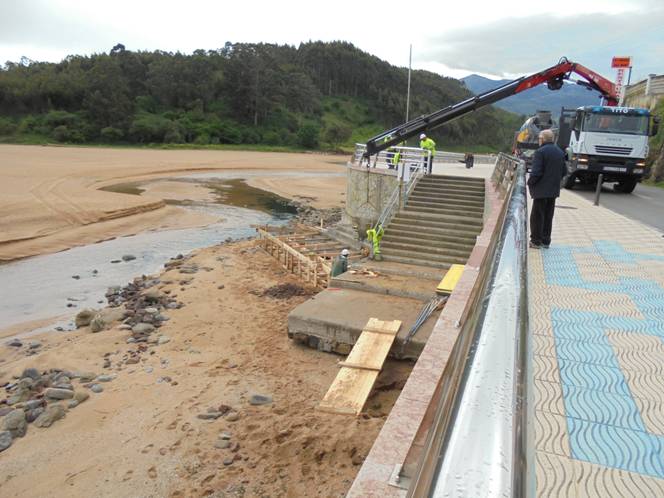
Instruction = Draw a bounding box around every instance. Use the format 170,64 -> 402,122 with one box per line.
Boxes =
381,175 -> 485,269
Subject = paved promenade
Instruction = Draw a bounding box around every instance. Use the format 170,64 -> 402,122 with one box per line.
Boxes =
530,190 -> 664,496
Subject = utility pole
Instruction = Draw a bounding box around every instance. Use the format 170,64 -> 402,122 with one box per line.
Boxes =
406,44 -> 412,123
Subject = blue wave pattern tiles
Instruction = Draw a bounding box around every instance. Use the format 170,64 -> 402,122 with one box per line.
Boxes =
542,241 -> 664,478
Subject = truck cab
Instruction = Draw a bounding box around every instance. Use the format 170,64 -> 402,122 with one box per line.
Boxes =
564,106 -> 658,193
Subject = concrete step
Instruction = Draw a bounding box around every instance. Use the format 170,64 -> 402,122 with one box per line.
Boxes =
382,233 -> 475,251
423,174 -> 485,186
414,183 -> 485,195
386,224 -> 479,242
382,240 -> 472,259
380,254 -> 450,270
403,205 -> 484,221
407,200 -> 484,214
349,260 -> 444,281
329,271 -> 438,302
419,176 -> 485,187
409,193 -> 485,206
391,213 -> 483,230
412,187 -> 485,199
324,224 -> 363,250
381,247 -> 467,266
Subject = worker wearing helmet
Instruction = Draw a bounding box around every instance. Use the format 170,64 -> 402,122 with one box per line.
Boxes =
330,248 -> 350,277
419,133 -> 436,174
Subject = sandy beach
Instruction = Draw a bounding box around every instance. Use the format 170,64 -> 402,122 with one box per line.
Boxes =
0,241 -> 410,497
0,145 -> 347,262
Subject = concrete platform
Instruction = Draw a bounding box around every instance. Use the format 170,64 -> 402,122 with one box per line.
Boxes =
288,288 -> 438,359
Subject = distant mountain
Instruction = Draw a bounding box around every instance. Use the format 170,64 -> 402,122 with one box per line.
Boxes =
462,74 -> 603,116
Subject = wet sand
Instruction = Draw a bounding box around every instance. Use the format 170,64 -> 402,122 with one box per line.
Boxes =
0,145 -> 346,262
0,241 -> 410,497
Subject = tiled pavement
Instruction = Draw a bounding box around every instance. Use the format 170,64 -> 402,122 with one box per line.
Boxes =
530,190 -> 664,496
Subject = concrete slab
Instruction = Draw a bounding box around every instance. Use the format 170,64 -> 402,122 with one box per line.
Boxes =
288,288 -> 438,359
330,269 -> 439,302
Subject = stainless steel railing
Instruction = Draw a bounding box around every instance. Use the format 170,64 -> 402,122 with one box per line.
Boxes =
429,156 -> 529,498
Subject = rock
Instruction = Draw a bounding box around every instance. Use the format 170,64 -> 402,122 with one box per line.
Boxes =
74,391 -> 90,403
75,309 -> 97,328
157,336 -> 170,346
21,368 -> 41,381
125,357 -> 140,364
99,307 -> 126,323
75,372 -> 96,382
34,405 -> 66,428
132,323 -> 155,335
44,388 -> 74,400
118,324 -> 132,331
71,275 -> 80,280
217,284 -> 225,290
144,307 -> 159,314
95,375 -> 114,382
28,341 -> 41,350
249,393 -> 272,406
223,457 -> 234,466
0,407 -> 11,417
122,254 -> 137,262
25,399 -> 43,410
6,339 -> 22,348
67,400 -> 79,409
90,384 -> 103,393
53,383 -> 74,391
197,412 -> 222,420
2,410 -> 27,437
26,408 -> 44,423
225,411 -> 240,422
166,302 -> 179,310
144,366 -> 154,373
147,336 -> 158,344
90,314 -> 106,333
0,431 -> 12,452
142,289 -> 163,303
110,259 -> 121,264
219,431 -> 232,440
215,439 -> 231,449
155,314 -> 169,322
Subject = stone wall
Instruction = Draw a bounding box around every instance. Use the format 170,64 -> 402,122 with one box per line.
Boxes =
624,74 -> 664,110
343,164 -> 401,236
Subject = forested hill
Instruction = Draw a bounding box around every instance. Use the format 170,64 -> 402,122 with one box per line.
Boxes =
0,41 -> 522,151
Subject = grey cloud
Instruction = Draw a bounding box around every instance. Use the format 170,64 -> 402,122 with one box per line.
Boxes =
0,0 -> 125,55
421,7 -> 664,80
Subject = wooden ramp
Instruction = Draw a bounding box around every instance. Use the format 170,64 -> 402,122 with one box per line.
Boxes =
318,318 -> 402,416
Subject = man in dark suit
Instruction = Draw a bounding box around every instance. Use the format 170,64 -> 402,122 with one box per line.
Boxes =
527,130 -> 566,249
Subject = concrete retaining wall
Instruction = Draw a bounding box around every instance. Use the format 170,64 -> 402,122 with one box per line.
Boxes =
343,164 -> 400,234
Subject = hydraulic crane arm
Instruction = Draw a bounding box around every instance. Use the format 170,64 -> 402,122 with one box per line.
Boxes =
364,57 -> 618,158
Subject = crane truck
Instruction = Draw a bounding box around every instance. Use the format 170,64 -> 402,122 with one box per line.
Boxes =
363,57 -> 660,194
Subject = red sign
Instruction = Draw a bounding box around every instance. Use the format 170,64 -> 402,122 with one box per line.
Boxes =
612,56 -> 632,68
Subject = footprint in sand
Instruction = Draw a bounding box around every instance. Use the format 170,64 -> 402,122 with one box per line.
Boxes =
122,470 -> 134,482
141,444 -> 154,454
148,466 -> 158,479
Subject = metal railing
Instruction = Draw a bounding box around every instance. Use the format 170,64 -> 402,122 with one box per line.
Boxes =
406,154 -> 531,498
352,143 -> 496,168
373,161 -> 425,230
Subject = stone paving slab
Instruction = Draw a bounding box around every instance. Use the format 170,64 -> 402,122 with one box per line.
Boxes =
530,190 -> 664,494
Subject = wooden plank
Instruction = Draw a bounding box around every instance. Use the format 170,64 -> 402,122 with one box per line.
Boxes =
318,318 -> 401,416
436,264 -> 465,295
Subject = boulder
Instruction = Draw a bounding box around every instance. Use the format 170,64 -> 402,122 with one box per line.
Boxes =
90,314 -> 106,333
132,323 -> 155,335
0,431 -> 12,452
44,388 -> 74,400
2,409 -> 27,438
74,391 -> 90,403
21,368 -> 41,381
34,405 -> 66,428
75,309 -> 97,328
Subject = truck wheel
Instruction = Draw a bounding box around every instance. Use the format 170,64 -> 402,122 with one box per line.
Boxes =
614,178 -> 637,193
563,174 -> 576,190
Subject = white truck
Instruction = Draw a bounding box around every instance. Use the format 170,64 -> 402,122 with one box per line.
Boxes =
560,106 -> 660,193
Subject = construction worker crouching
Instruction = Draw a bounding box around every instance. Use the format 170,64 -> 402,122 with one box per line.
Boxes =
331,248 -> 350,277
419,133 -> 436,174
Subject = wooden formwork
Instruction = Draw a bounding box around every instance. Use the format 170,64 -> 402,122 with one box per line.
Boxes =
256,224 -> 361,289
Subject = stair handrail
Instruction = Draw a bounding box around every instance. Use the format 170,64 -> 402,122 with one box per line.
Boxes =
373,162 -> 425,231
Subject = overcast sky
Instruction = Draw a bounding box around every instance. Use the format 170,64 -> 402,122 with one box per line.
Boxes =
1,0 -> 662,83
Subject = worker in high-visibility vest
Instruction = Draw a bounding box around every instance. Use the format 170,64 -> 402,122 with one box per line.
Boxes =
419,133 -> 436,174
383,135 -> 394,168
366,224 -> 384,261
391,149 -> 401,170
